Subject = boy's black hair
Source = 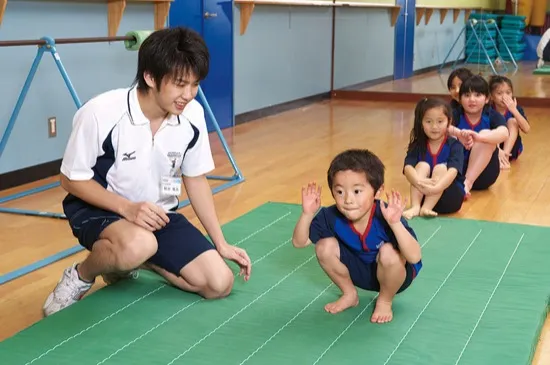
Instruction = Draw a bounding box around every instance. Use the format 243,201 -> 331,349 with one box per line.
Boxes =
407,97 -> 452,157
488,75 -> 513,93
458,74 -> 490,98
447,67 -> 474,90
327,149 -> 385,192
134,27 -> 209,91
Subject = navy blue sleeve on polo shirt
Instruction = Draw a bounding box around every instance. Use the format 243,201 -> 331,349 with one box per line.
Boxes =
309,201 -> 419,266
450,99 -> 461,115
503,105 -> 527,122
446,138 -> 465,173
517,105 -> 526,118
452,106 -> 462,127
404,137 -> 463,173
487,107 -> 507,129
309,206 -> 337,243
456,107 -> 505,133
404,145 -> 420,170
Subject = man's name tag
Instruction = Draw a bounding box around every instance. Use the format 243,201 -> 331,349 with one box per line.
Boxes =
161,176 -> 182,196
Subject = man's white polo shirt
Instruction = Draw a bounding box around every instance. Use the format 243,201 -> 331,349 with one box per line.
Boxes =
60,85 -> 215,212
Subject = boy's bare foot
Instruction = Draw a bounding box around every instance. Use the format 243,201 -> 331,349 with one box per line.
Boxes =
324,292 -> 359,314
371,298 -> 393,323
403,206 -> 420,220
420,208 -> 438,217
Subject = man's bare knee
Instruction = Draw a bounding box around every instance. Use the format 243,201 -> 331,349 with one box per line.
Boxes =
102,222 -> 158,271
315,237 -> 339,262
180,251 -> 235,299
117,229 -> 157,270
203,267 -> 234,299
377,243 -> 403,268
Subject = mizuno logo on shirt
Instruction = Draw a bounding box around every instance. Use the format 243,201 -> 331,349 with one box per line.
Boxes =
122,151 -> 136,161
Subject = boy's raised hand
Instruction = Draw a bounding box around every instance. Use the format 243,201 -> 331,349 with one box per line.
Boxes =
381,189 -> 407,225
302,182 -> 322,215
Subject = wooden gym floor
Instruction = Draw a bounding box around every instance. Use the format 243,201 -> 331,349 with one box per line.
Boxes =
358,61 -> 550,99
1,96 -> 550,364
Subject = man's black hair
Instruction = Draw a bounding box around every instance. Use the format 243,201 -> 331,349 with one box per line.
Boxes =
134,27 -> 209,91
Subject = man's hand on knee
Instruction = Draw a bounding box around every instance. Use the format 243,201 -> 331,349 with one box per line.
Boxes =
217,244 -> 252,281
120,201 -> 170,232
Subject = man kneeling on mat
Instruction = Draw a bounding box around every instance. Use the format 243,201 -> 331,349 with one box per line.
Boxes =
291,149 -> 422,323
43,27 -> 251,317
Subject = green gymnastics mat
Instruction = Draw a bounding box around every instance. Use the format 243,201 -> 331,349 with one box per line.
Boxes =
1,202 -> 550,365
533,65 -> 550,75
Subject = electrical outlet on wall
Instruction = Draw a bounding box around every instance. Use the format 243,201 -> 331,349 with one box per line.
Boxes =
48,117 -> 57,138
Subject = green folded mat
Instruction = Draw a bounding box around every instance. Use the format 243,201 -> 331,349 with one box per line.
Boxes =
2,202 -> 550,365
533,65 -> 550,75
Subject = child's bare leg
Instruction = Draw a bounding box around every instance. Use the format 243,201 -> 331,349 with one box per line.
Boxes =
315,237 -> 359,314
464,130 -> 495,194
500,118 -> 519,169
403,162 -> 430,220
372,243 -> 407,324
420,164 -> 447,217
498,148 -> 510,170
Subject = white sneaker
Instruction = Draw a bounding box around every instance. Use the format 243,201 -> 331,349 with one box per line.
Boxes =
43,264 -> 94,317
537,58 -> 544,69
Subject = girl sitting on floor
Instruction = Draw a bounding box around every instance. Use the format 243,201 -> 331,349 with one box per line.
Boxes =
447,75 -> 509,198
488,75 -> 530,169
403,97 -> 466,219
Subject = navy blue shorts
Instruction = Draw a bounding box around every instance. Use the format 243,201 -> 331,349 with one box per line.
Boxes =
499,136 -> 523,161
422,180 -> 465,215
66,206 -> 215,276
338,242 -> 417,293
543,41 -> 550,62
465,147 -> 500,191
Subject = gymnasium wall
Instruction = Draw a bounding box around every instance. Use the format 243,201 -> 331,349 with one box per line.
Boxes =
233,6 -> 333,115
332,7 -> 395,90
233,6 -> 396,115
0,1 -> 152,175
233,3 -> 491,114
416,0 -> 505,8
414,11 -> 467,71
413,0 -> 505,71
0,1 -> 508,175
